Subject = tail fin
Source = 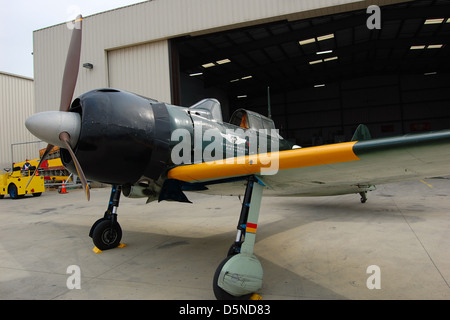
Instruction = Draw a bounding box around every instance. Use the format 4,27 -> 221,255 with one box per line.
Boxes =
351,124 -> 371,141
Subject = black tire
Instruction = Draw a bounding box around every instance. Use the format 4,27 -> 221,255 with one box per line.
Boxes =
92,220 -> 122,250
89,217 -> 109,238
8,184 -> 20,199
212,255 -> 252,300
227,243 -> 241,257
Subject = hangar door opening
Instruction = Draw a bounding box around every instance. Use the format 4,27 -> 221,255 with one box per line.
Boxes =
172,0 -> 450,147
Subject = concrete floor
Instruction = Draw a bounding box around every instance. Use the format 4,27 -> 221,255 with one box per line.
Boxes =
0,177 -> 449,300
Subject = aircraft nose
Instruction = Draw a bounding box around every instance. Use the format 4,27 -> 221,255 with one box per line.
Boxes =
25,111 -> 81,148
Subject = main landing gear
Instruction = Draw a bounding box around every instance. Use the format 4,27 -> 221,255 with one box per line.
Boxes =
359,191 -> 368,203
213,175 -> 265,300
89,185 -> 123,250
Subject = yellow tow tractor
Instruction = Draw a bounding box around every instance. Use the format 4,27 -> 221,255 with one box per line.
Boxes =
0,159 -> 45,199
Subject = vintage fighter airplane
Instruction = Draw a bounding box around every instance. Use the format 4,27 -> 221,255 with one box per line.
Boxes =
25,15 -> 450,299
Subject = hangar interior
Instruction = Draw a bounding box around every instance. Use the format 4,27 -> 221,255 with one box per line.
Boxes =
172,0 -> 450,147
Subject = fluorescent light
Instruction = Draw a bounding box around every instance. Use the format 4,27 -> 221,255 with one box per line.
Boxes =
317,33 -> 334,41
309,59 -> 323,65
410,45 -> 426,50
324,56 -> 338,62
427,44 -> 443,49
202,62 -> 215,68
424,18 -> 444,24
447,18 -> 450,23
216,58 -> 231,64
317,50 -> 333,55
230,75 -> 255,83
300,33 -> 334,46
314,84 -> 325,88
299,38 -> 315,45
237,95 -> 247,98
424,71 -> 437,76
189,72 -> 203,77
410,44 -> 443,50
309,56 -> 337,65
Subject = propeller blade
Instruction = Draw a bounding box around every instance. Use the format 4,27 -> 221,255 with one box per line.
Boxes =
59,132 -> 90,201
25,143 -> 54,190
25,15 -> 87,201
60,15 -> 83,112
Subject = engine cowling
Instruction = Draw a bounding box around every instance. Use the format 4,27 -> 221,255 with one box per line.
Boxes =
61,89 -> 171,185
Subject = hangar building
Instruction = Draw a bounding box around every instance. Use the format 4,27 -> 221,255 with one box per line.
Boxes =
0,72 -> 36,169
33,0 -> 450,147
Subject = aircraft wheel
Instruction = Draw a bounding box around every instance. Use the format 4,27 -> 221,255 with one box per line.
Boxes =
227,243 -> 239,257
8,184 -> 21,200
212,256 -> 252,300
89,217 -> 109,238
92,220 -> 122,250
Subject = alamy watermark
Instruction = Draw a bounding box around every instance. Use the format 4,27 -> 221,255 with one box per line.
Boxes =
66,265 -> 81,289
66,5 -> 82,30
366,265 -> 381,289
170,124 -> 280,175
367,5 -> 381,30
66,264 -> 381,291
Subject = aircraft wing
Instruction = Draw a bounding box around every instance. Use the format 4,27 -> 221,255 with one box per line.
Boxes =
167,130 -> 450,197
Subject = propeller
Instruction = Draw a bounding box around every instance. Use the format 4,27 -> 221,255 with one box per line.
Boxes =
26,14 -> 90,201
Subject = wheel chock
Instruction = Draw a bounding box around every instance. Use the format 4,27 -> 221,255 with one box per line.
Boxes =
92,246 -> 103,254
92,243 -> 126,254
250,293 -> 263,300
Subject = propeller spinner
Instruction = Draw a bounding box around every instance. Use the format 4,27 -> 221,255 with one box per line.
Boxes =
25,14 -> 90,201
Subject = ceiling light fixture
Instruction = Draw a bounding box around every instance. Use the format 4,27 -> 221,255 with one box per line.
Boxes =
189,72 -> 203,77
216,58 -> 231,64
317,50 -> 333,55
241,75 -> 253,80
317,33 -> 334,41
299,38 -> 315,45
299,34 -> 335,46
424,18 -> 444,24
324,56 -> 338,62
202,62 -> 215,68
314,84 -> 325,88
309,59 -> 323,65
410,45 -> 426,50
427,44 -> 443,49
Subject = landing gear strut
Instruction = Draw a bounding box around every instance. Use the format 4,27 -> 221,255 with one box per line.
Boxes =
89,185 -> 123,250
359,191 -> 368,203
213,176 -> 264,300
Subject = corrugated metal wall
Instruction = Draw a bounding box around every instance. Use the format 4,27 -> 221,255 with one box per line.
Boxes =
108,40 -> 171,102
0,72 -> 40,169
34,0 -> 376,111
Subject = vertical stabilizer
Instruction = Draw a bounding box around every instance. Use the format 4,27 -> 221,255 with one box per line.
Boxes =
351,124 -> 372,141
